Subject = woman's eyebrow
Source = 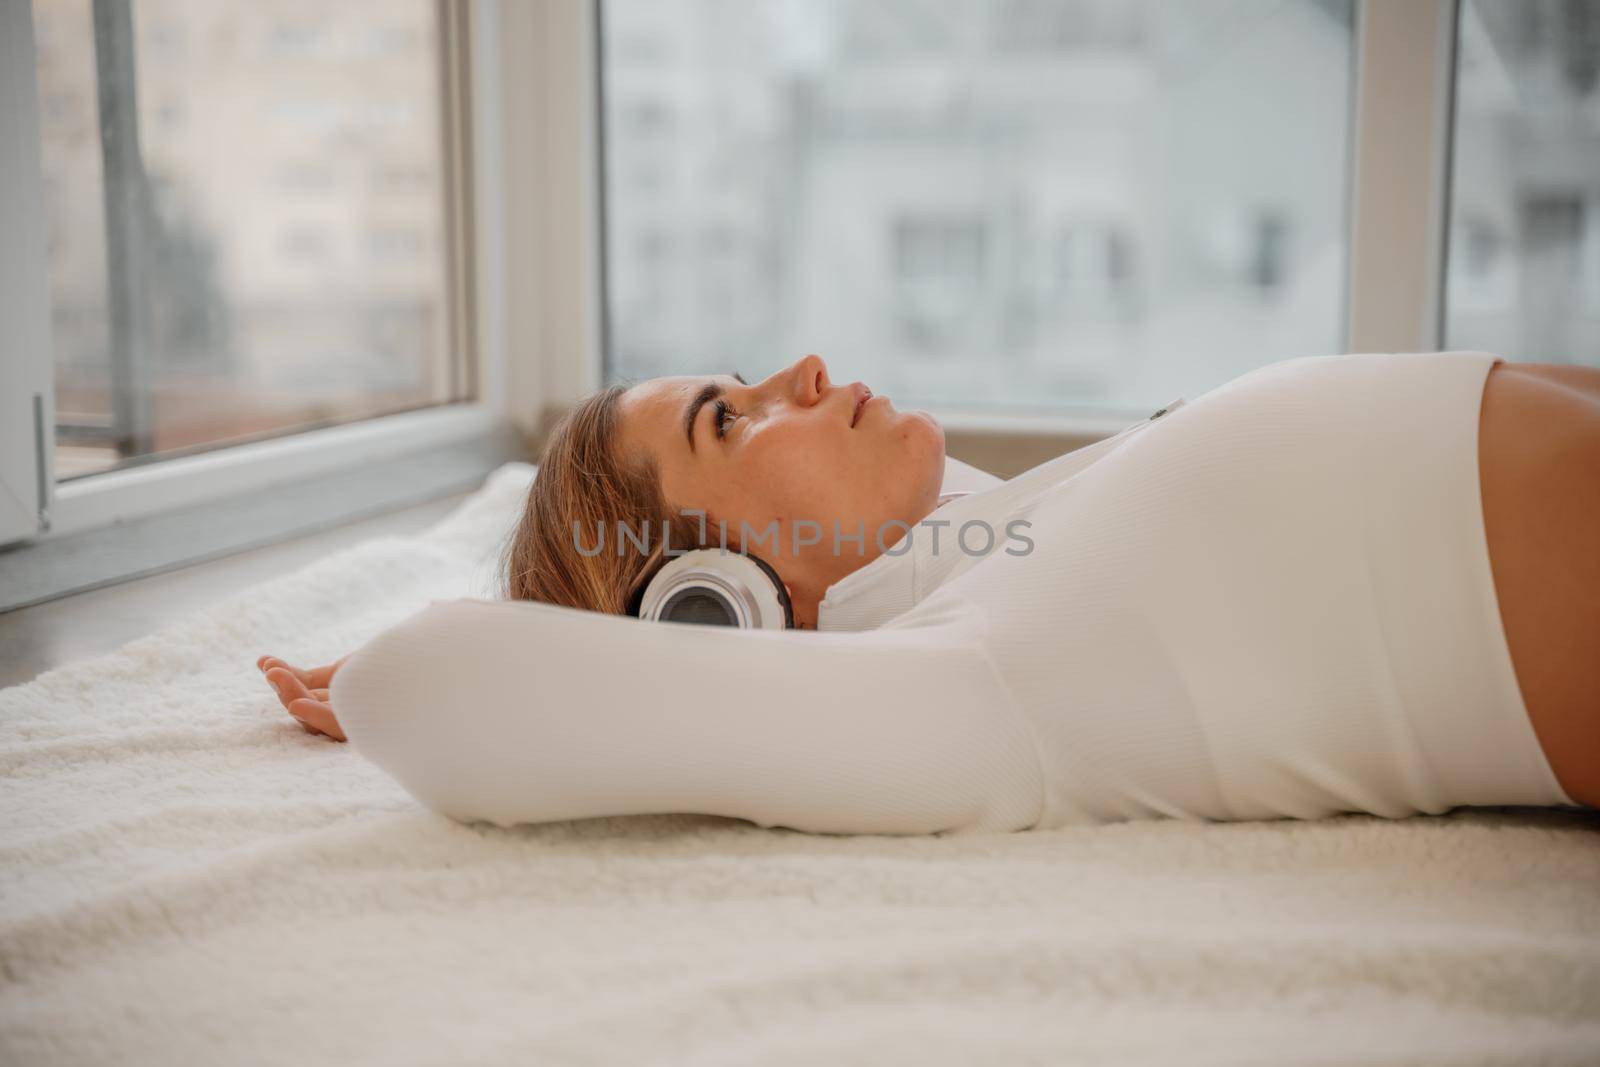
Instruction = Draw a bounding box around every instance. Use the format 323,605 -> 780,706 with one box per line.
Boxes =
684,372 -> 748,454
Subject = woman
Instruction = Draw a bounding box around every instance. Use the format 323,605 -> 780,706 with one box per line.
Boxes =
258,353 -> 1598,835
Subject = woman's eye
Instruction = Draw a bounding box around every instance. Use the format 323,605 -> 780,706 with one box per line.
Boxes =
714,399 -> 736,439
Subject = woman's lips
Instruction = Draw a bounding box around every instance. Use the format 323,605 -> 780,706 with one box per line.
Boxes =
851,387 -> 874,427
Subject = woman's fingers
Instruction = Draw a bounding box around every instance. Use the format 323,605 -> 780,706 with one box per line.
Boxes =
289,698 -> 346,742
259,656 -> 309,686
264,666 -> 312,712
258,654 -> 348,690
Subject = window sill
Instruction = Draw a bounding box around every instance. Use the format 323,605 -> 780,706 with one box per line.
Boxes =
0,404 -> 528,612
0,489 -> 475,689
45,403 -> 507,538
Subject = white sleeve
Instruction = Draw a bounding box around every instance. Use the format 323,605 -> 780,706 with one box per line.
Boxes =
327,596 -> 1043,836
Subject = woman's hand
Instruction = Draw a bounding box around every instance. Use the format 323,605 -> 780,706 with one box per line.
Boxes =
257,653 -> 350,741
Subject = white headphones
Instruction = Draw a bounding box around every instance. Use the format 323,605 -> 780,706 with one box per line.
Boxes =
630,549 -> 794,629
628,491 -> 974,630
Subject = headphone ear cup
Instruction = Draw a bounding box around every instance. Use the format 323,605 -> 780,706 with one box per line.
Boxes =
633,549 -> 793,630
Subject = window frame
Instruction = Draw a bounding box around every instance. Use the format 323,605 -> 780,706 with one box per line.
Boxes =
0,0 -> 56,547
1,0 -> 523,607
1345,0 -> 1460,354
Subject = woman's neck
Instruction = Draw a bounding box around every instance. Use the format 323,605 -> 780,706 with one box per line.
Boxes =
785,494 -> 953,630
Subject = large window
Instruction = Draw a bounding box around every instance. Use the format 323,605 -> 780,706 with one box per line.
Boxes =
1444,0 -> 1600,366
598,0 -> 1356,415
31,0 -> 465,480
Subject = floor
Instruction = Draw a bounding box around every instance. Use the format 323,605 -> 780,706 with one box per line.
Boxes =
0,490 -> 473,691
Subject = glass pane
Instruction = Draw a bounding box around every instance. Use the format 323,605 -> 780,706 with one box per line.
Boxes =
1445,0 -> 1600,367
32,0 -> 461,481
599,0 -> 1354,415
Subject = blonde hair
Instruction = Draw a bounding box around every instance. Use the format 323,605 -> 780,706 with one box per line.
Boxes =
497,384 -> 711,614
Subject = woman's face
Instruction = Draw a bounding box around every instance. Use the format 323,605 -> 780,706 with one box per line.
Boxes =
615,354 -> 946,603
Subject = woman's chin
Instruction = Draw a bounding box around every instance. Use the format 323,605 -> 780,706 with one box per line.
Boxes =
868,401 -> 945,478
904,407 -> 946,456
900,410 -> 947,506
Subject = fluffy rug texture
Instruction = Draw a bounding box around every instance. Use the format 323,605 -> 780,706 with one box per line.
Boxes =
2,461 -> 1598,1066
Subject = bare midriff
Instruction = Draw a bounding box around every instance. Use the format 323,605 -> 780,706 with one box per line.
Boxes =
1477,362 -> 1600,807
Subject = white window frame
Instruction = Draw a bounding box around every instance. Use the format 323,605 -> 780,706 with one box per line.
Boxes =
1,0 -> 530,608
0,0 -> 56,547
1345,0 -> 1459,354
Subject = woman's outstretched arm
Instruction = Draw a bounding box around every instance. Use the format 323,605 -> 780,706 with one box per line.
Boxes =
326,596 -> 1044,836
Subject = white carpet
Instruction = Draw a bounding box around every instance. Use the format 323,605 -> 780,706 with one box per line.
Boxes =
3,460 -> 1598,1066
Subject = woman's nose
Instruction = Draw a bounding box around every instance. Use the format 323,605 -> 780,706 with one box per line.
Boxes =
789,354 -> 829,406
